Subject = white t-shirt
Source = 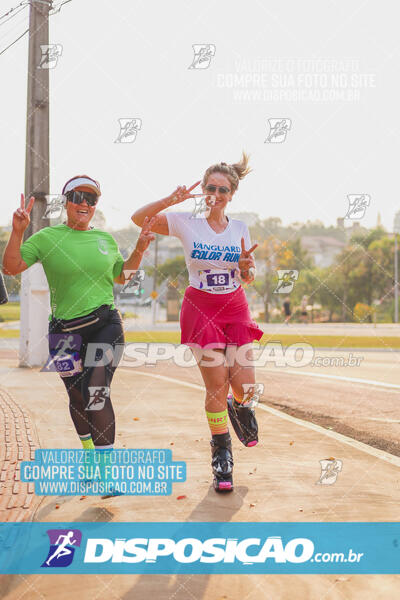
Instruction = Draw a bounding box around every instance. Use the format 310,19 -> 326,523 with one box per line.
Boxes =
165,212 -> 251,294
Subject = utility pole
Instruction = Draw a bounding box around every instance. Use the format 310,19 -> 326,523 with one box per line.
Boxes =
19,0 -> 51,367
394,212 -> 400,324
395,233 -> 398,324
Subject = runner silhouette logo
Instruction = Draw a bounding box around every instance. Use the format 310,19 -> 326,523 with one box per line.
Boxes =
86,386 -> 110,411
41,529 -> 82,568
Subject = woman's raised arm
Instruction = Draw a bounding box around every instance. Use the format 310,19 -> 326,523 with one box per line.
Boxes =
2,194 -> 35,276
131,181 -> 200,235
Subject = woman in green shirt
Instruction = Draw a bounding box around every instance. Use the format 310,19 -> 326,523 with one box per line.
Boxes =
3,175 -> 154,457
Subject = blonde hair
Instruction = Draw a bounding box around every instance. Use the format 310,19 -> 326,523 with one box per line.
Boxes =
202,151 -> 252,193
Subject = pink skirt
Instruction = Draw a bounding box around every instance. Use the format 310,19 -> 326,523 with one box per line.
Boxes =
180,286 -> 264,348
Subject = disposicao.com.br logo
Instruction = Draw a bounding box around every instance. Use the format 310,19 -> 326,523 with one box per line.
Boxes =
42,532 -> 319,567
37,531 -> 365,572
1,522 -> 389,574
43,534 -> 363,568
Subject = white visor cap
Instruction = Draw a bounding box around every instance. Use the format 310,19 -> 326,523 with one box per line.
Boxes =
62,175 -> 101,196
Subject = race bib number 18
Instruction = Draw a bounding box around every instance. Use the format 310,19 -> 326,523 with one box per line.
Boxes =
199,269 -> 236,292
206,273 -> 229,287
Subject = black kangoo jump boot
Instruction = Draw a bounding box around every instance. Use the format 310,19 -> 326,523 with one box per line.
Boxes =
211,432 -> 234,492
227,393 -> 258,447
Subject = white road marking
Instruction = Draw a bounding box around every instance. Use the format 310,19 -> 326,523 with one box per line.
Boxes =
130,370 -> 400,468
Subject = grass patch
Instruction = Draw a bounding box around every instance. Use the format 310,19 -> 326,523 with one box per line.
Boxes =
125,331 -> 181,344
258,333 -> 400,349
0,329 -> 20,338
1,328 -> 400,349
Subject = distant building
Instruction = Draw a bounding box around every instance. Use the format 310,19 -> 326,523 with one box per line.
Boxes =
336,217 -> 367,241
337,217 -> 345,229
301,235 -> 345,267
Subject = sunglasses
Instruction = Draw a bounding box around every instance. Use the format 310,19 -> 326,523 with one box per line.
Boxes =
205,184 -> 231,194
65,190 -> 98,207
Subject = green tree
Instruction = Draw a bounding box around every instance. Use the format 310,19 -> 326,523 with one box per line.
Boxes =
255,236 -> 313,321
350,226 -> 386,249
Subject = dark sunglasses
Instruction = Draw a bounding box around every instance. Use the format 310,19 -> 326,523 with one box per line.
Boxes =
65,190 -> 98,206
205,184 -> 231,194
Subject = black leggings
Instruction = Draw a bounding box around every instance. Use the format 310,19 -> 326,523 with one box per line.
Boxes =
48,308 -> 124,447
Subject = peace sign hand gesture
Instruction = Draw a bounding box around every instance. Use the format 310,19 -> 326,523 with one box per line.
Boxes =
12,194 -> 35,235
135,216 -> 156,253
238,238 -> 258,282
166,181 -> 201,206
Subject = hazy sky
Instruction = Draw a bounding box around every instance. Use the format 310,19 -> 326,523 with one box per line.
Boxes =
1,0 -> 399,232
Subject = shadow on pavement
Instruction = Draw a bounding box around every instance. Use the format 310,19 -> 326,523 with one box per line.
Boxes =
121,484 -> 248,600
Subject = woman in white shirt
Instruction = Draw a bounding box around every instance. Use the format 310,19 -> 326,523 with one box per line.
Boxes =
132,153 -> 263,492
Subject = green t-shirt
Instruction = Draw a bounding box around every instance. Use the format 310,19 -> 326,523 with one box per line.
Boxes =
20,224 -> 125,319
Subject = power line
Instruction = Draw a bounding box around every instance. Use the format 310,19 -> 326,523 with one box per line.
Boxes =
0,3 -> 29,26
0,27 -> 28,56
0,0 -> 69,58
49,0 -> 72,15
0,0 -> 73,59
0,1 -> 30,22
0,0 -> 72,27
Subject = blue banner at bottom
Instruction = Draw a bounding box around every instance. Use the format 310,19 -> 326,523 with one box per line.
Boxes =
0,522 -> 399,574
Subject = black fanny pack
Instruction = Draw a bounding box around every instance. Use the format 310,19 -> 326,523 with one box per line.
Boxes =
50,304 -> 112,333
